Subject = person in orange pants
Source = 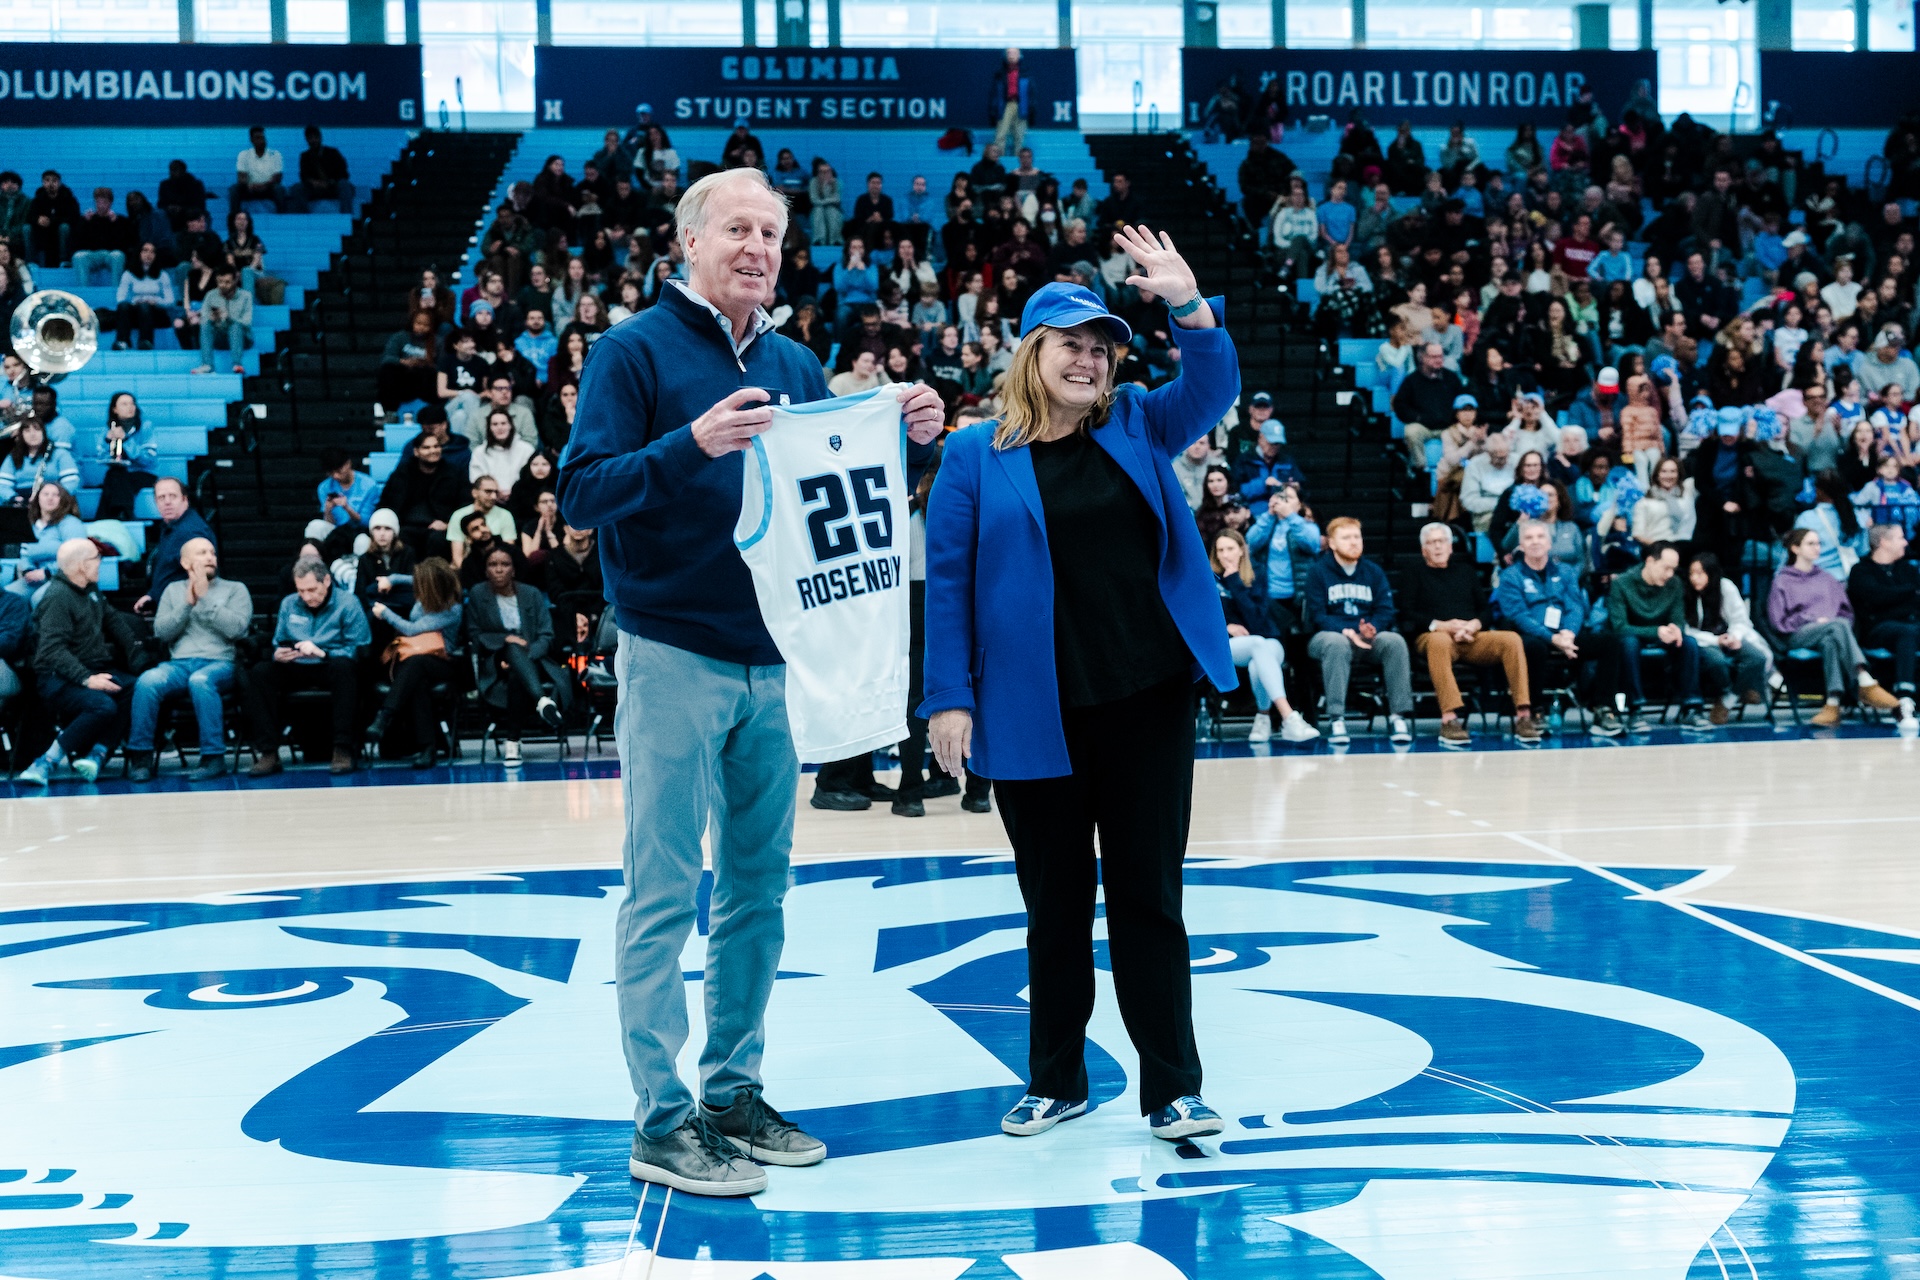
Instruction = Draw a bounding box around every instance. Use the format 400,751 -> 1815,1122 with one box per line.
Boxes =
1401,522 -> 1542,746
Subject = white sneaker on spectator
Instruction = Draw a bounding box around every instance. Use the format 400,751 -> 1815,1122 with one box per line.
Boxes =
1247,712 -> 1273,744
1901,698 -> 1918,734
190,365 -> 214,375
501,740 -> 522,766
1279,712 -> 1320,742
1389,715 -> 1412,744
1327,719 -> 1349,744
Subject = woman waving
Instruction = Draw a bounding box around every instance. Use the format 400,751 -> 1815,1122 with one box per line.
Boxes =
924,225 -> 1240,1146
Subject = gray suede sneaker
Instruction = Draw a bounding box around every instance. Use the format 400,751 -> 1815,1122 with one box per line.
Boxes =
705,1089 -> 827,1167
629,1115 -> 767,1196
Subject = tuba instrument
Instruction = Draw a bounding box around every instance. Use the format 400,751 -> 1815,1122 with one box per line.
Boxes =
2,289 -> 100,436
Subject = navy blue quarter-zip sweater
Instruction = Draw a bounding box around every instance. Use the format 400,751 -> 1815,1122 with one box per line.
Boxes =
557,285 -> 830,665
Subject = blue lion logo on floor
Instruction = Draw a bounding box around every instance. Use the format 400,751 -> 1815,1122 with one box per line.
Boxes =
0,855 -> 1911,1279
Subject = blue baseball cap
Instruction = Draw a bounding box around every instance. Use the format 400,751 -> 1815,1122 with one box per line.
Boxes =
1453,393 -> 1479,410
1019,282 -> 1133,344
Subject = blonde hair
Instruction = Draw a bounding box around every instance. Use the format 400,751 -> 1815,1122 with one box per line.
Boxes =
990,324 -> 1121,450
1211,527 -> 1255,585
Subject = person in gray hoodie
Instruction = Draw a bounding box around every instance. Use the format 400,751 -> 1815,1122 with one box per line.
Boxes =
126,536 -> 253,782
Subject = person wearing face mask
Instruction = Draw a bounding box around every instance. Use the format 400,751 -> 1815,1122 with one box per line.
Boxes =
924,230 -> 1240,1149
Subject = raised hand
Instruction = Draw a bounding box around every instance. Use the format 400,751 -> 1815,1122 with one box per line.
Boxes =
1118,224 -> 1213,329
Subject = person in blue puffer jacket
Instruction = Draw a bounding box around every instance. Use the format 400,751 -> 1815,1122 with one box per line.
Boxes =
1211,527 -> 1319,745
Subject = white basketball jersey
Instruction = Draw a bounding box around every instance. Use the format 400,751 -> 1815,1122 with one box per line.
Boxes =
735,387 -> 910,764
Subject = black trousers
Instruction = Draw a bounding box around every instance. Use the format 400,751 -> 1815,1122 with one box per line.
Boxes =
42,670 -> 134,757
1520,628 -> 1627,709
488,643 -> 543,740
97,466 -> 156,521
992,676 -> 1202,1114
382,653 -> 451,746
244,656 -> 360,751
1866,620 -> 1920,695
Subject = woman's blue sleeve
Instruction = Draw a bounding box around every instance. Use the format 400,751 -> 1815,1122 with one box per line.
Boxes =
1136,299 -> 1241,458
919,434 -> 982,718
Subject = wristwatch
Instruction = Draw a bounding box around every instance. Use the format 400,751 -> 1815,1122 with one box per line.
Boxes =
1169,293 -> 1204,318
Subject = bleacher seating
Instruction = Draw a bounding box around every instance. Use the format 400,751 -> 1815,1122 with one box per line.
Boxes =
0,128 -> 412,583
463,127 -> 1103,287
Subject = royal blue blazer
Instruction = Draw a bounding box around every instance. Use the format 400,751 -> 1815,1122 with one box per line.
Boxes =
920,299 -> 1241,780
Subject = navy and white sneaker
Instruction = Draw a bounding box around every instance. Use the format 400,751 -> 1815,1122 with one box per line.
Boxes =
1147,1095 -> 1225,1142
1001,1094 -> 1088,1136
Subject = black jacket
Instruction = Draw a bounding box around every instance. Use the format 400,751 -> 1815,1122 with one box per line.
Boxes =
1849,556 -> 1920,634
379,456 -> 467,529
32,574 -> 140,685
1391,367 -> 1469,431
1399,557 -> 1485,636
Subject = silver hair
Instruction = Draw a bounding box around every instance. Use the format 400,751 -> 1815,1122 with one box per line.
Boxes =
1515,518 -> 1552,540
1868,522 -> 1907,552
1419,521 -> 1454,543
675,168 -> 790,256
290,555 -> 329,583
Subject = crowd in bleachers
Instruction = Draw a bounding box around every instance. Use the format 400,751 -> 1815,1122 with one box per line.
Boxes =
9,92 -> 1920,785
0,106 -> 1200,786
1168,89 -> 1920,746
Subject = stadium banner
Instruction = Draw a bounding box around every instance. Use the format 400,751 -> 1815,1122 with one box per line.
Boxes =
1182,49 -> 1657,130
0,43 -> 422,126
533,47 -> 1079,131
1757,52 -> 1920,128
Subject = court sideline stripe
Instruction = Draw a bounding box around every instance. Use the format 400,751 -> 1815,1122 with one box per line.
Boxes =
1501,831 -> 1920,1015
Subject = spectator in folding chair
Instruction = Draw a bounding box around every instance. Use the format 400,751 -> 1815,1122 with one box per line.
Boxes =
366,555 -> 463,768
1301,517 -> 1414,745
1245,482 -> 1321,635
1497,519 -> 1631,736
464,543 -> 568,767
1212,528 -> 1319,745
1847,521 -> 1920,731
16,540 -> 140,786
1767,526 -> 1901,728
244,555 -> 371,776
1684,551 -> 1773,724
126,536 -> 251,782
1403,521 -> 1539,746
1607,540 -> 1715,732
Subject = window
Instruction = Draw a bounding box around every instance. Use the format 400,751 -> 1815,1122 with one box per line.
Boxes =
1870,0 -> 1913,50
420,0 -> 536,115
1215,0 -> 1275,46
1365,3 -> 1575,48
837,0 -> 1057,46
287,0 -> 349,41
0,0 -> 180,41
1074,0 -> 1181,120
1285,0 -> 1352,46
550,0 -> 743,43
196,0 -> 272,41
1792,0 -> 1854,49
1654,0 -> 1755,126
